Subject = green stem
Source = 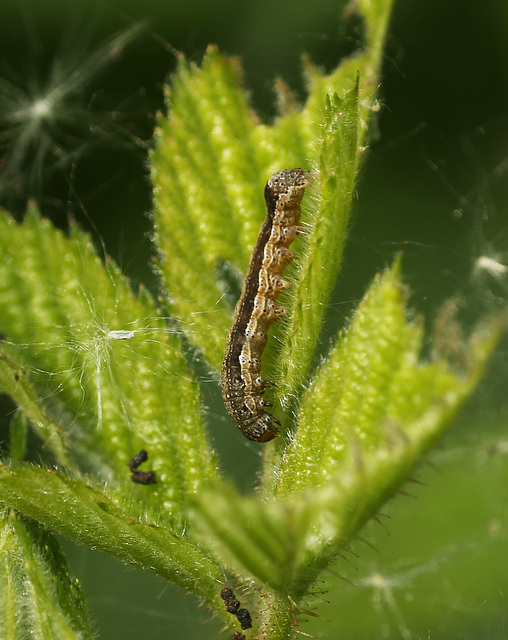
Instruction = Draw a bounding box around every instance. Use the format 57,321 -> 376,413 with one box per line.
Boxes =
258,589 -> 294,640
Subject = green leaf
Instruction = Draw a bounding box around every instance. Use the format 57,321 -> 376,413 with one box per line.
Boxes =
152,46 -> 265,370
0,507 -> 94,640
0,209 -> 218,522
268,87 -> 363,430
0,465 -> 227,616
277,261 -> 499,496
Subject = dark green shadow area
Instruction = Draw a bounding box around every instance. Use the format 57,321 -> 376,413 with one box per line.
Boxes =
307,416 -> 508,639
63,539 -> 222,640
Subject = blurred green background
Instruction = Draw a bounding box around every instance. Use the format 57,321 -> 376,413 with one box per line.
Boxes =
1,0 -> 507,638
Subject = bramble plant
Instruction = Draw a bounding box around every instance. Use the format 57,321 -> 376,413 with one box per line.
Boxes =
0,1 -> 505,639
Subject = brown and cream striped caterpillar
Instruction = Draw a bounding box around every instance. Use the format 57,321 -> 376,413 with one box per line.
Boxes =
220,168 -> 313,442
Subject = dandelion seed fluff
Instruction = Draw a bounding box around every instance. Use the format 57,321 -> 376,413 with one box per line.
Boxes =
474,255 -> 508,278
106,329 -> 136,340
30,98 -> 52,120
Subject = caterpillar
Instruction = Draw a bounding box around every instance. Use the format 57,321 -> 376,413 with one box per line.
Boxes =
220,168 -> 312,442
